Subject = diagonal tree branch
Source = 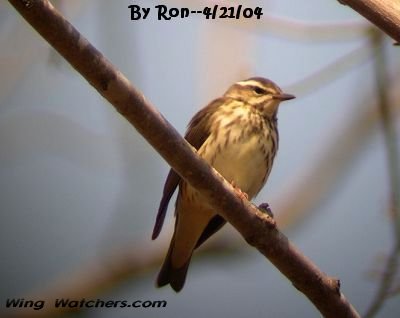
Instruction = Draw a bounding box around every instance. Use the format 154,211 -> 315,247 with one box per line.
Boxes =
338,0 -> 400,43
7,1 -> 360,317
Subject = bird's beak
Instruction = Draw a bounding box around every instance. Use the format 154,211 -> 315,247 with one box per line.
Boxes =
273,93 -> 296,101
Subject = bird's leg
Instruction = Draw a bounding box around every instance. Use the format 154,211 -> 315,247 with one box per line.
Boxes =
230,180 -> 249,201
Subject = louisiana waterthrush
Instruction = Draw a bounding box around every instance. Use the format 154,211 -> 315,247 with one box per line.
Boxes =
152,77 -> 295,292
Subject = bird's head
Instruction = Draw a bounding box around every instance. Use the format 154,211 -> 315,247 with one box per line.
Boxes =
224,77 -> 295,118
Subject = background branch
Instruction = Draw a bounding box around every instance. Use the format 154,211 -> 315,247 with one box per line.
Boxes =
277,36 -> 400,230
363,31 -> 400,318
4,237 -> 242,318
172,0 -> 372,42
285,40 -> 375,96
8,0 -> 360,317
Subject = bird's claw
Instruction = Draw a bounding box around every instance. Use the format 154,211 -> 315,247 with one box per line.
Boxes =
230,181 -> 249,201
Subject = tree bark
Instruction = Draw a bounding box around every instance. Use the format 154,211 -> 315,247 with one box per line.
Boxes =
338,0 -> 400,43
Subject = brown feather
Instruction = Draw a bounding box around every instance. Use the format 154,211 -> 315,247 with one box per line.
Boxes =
152,169 -> 180,240
185,98 -> 225,148
156,228 -> 191,292
194,215 -> 226,249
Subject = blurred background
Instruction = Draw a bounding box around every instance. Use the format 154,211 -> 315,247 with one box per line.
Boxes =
1,0 -> 399,317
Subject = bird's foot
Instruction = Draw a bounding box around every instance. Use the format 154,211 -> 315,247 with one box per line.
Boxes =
258,203 -> 274,218
230,181 -> 249,201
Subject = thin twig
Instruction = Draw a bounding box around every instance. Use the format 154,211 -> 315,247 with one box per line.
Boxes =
8,0 -> 360,317
363,31 -> 400,318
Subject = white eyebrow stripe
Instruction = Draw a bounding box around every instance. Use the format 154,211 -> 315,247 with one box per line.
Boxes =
236,80 -> 275,94
236,80 -> 264,87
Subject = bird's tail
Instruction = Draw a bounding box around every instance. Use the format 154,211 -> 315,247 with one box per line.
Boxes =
156,234 -> 192,292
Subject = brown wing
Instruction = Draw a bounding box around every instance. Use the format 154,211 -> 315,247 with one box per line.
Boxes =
185,97 -> 224,149
152,98 -> 226,240
152,169 -> 181,239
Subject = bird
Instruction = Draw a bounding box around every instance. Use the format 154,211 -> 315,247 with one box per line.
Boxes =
152,77 -> 295,292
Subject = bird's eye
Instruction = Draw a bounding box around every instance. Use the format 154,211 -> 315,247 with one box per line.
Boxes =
253,87 -> 266,95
